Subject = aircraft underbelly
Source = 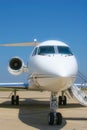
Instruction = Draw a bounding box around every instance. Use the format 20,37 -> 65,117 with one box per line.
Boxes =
37,77 -> 75,92
29,75 -> 75,92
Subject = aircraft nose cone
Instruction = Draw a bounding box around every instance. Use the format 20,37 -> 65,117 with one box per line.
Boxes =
51,57 -> 78,77
57,68 -> 75,77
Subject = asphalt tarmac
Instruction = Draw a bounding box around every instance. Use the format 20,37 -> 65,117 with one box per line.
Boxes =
0,91 -> 87,130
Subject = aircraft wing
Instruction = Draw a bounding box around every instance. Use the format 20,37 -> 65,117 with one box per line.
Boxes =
0,82 -> 29,90
0,42 -> 39,46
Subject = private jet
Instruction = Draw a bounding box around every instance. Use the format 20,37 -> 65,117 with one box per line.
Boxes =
0,40 -> 87,125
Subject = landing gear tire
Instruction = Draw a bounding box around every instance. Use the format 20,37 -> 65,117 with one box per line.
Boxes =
16,95 -> 19,105
11,95 -> 15,105
48,112 -> 62,125
11,95 -> 19,105
56,112 -> 62,125
48,112 -> 54,125
59,96 -> 67,105
63,96 -> 67,105
59,96 -> 62,105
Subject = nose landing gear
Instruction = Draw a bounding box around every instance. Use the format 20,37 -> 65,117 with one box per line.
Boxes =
48,92 -> 62,125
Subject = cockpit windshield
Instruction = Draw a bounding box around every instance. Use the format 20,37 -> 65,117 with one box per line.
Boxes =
38,46 -> 55,55
32,45 -> 73,56
57,46 -> 73,55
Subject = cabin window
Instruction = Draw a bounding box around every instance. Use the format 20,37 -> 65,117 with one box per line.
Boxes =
57,46 -> 73,55
38,46 -> 55,55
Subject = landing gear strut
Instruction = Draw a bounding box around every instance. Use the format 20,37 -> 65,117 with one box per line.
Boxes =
48,92 -> 62,125
59,91 -> 67,105
11,90 -> 19,105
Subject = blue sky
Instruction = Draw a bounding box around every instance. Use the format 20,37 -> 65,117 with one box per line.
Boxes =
0,0 -> 87,82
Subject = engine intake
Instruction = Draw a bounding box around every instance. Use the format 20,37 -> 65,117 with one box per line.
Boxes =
8,57 -> 25,75
9,57 -> 22,70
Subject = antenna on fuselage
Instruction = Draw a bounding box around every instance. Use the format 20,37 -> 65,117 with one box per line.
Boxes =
34,39 -> 37,46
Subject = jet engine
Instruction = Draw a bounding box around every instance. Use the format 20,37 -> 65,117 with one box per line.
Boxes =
8,57 -> 25,75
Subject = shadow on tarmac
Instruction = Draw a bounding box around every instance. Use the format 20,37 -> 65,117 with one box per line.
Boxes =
0,99 -> 87,130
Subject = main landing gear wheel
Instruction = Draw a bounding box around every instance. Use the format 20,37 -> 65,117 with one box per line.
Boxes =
11,95 -> 19,105
48,92 -> 63,125
59,95 -> 67,105
59,96 -> 62,105
63,96 -> 67,105
11,90 -> 19,105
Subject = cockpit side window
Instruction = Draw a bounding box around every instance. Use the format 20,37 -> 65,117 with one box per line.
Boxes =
57,46 -> 73,55
32,47 -> 38,56
38,46 -> 55,55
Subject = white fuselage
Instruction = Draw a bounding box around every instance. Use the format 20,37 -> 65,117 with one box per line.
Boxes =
28,40 -> 78,92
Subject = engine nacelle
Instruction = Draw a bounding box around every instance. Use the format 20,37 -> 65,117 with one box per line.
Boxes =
8,57 -> 25,75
